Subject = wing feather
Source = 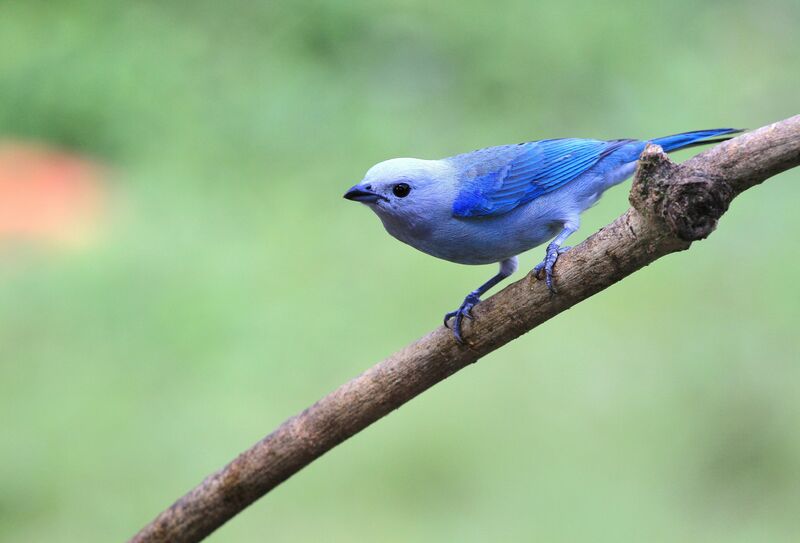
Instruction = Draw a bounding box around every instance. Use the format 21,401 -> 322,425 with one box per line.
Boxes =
452,138 -> 631,218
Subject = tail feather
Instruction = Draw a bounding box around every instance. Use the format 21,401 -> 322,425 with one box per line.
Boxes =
651,128 -> 743,153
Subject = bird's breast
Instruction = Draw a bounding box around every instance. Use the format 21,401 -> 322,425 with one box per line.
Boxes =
377,203 -> 563,265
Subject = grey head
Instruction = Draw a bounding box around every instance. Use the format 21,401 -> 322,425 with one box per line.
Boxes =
343,157 -> 458,242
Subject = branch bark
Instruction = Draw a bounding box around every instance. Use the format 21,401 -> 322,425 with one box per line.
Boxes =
130,115 -> 800,543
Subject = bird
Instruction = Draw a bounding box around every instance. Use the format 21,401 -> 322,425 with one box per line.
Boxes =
344,128 -> 741,343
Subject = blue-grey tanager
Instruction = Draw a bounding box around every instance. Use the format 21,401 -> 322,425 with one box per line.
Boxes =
344,128 -> 740,343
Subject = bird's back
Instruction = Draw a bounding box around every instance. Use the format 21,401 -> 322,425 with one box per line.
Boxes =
445,143 -> 526,177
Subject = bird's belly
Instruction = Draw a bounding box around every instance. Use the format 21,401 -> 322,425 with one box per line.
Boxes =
400,211 -> 563,265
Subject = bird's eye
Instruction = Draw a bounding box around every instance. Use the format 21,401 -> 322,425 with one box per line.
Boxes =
392,183 -> 411,198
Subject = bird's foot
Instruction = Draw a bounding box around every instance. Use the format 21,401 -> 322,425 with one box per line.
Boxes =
443,292 -> 481,344
533,243 -> 571,293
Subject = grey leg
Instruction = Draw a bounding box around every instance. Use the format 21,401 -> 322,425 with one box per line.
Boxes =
445,256 -> 518,344
533,220 -> 579,292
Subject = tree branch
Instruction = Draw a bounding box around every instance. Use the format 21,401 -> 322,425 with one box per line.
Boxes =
130,115 -> 800,543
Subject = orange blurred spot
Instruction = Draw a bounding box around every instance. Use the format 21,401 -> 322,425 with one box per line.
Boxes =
0,142 -> 106,248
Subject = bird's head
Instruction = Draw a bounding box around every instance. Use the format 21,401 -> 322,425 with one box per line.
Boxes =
343,158 -> 456,230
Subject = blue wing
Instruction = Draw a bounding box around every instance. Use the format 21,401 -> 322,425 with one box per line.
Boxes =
452,138 -> 632,218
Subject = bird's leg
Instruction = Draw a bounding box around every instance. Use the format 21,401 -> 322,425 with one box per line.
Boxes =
534,220 -> 579,293
445,257 -> 518,344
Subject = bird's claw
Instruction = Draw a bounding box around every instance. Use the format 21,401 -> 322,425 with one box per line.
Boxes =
533,244 -> 571,293
444,292 -> 480,344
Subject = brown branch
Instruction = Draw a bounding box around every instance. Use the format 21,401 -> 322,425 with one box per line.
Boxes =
130,115 -> 800,543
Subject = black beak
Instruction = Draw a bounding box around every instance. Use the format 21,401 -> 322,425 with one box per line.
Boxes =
343,185 -> 386,203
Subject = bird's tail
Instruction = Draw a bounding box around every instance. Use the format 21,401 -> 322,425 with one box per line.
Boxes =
650,128 -> 743,153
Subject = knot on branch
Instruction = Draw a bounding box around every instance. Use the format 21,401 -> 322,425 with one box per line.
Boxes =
629,144 -> 732,241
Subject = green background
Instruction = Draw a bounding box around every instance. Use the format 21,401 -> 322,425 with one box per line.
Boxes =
1,1 -> 799,541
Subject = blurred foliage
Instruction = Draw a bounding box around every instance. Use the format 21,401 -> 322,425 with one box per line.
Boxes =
1,1 -> 799,541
